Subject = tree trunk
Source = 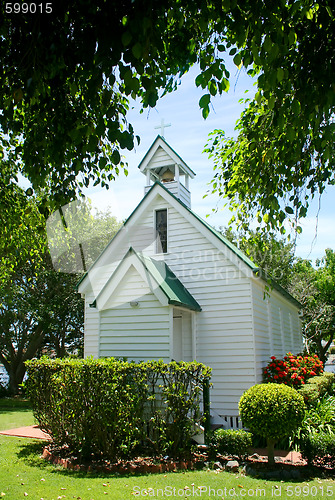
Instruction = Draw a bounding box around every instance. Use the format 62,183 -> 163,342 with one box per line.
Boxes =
7,363 -> 26,395
267,438 -> 276,466
2,325 -> 45,394
316,337 -> 333,364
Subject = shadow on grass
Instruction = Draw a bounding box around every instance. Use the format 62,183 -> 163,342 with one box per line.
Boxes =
17,441 -> 47,467
0,398 -> 32,412
16,441 -> 120,479
16,441 -> 333,482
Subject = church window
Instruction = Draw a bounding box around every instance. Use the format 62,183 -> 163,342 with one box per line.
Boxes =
155,209 -> 167,253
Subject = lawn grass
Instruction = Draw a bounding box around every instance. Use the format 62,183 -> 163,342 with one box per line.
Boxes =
0,399 -> 334,499
0,398 -> 36,431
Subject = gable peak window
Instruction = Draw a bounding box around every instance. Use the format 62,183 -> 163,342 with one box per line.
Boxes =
155,209 -> 167,253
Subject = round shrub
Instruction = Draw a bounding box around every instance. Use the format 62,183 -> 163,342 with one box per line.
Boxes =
210,428 -> 252,458
239,383 -> 306,442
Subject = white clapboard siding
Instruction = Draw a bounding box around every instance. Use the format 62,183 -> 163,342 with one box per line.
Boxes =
84,292 -> 100,357
149,146 -> 174,169
99,265 -> 170,361
251,279 -> 303,382
158,202 -> 256,417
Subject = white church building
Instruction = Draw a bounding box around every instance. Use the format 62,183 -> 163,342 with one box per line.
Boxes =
78,135 -> 303,427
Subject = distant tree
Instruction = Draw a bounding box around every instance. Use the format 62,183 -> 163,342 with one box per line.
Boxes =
220,227 -> 335,360
289,250 -> 335,363
220,227 -> 295,290
0,193 -> 121,393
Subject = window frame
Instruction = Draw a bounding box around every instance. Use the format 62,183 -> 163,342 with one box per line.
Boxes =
154,208 -> 168,254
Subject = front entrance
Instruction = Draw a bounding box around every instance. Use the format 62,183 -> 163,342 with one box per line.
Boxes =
172,309 -> 193,361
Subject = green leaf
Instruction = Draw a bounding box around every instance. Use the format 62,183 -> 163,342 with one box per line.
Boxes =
208,80 -> 217,96
202,106 -> 210,119
195,74 -> 205,88
131,43 -> 142,59
199,94 -> 211,109
277,68 -> 285,82
285,206 -> 294,215
220,78 -> 230,92
233,52 -> 242,67
111,149 -> 121,164
121,31 -> 132,47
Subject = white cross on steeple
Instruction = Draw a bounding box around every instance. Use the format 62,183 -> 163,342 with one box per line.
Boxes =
154,118 -> 171,138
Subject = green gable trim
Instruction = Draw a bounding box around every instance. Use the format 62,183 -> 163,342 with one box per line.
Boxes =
256,269 -> 302,309
92,247 -> 201,312
152,182 -> 301,309
77,180 -> 301,310
136,251 -> 202,312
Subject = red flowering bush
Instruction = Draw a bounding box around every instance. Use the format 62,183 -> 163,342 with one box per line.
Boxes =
263,353 -> 323,387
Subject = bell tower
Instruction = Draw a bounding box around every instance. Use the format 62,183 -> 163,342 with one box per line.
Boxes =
138,135 -> 195,209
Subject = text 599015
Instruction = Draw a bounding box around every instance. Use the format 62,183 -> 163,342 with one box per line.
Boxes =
5,3 -> 52,14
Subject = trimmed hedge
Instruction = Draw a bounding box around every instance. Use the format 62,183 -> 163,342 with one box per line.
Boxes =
25,357 -> 211,460
210,428 -> 252,458
298,372 -> 334,406
300,432 -> 335,464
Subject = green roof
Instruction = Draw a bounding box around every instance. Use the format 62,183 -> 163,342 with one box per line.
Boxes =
134,249 -> 201,311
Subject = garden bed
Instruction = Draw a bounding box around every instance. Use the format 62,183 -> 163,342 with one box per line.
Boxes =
41,444 -> 334,479
41,445 -> 208,474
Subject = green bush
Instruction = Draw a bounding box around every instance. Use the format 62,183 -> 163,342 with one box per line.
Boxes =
297,384 -> 320,406
25,357 -> 211,460
290,394 -> 335,451
298,372 -> 334,406
239,383 -> 306,464
300,432 -> 335,464
210,429 -> 252,458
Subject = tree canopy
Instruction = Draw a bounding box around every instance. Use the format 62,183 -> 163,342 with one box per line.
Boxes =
1,0 -> 334,225
0,191 -> 121,394
204,1 -> 335,232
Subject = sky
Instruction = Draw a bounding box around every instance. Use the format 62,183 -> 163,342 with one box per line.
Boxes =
85,62 -> 335,264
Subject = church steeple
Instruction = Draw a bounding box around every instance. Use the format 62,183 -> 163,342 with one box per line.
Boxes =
138,135 -> 195,208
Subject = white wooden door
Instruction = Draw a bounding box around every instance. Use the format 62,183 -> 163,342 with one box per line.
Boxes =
173,315 -> 183,361
172,310 -> 193,361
